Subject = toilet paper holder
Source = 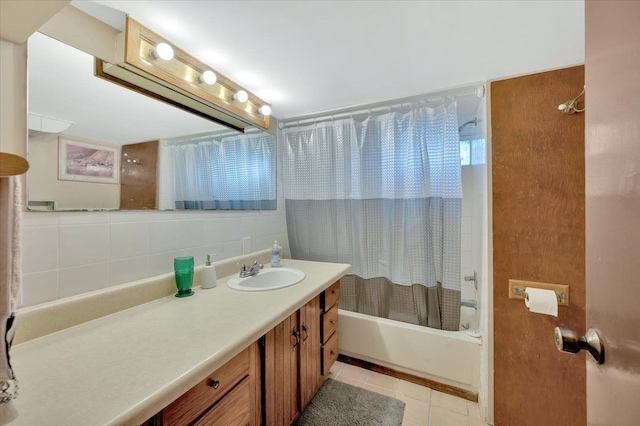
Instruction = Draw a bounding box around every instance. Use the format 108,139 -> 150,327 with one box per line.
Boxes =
508,279 -> 569,306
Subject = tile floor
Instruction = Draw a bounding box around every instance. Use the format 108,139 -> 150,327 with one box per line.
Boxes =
328,361 -> 488,426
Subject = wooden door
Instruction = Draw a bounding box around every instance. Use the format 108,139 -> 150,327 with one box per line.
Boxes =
119,140 -> 158,210
585,2 -> 640,424
491,66 -> 586,425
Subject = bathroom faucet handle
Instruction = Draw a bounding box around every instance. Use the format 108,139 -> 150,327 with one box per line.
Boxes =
251,257 -> 264,270
237,262 -> 247,272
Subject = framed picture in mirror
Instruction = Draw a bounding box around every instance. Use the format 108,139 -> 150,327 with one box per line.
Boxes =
58,137 -> 119,184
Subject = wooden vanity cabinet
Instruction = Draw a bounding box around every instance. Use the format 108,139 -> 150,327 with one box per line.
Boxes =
264,280 -> 340,426
145,280 -> 341,426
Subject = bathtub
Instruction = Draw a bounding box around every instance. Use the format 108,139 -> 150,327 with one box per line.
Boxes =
338,307 -> 481,394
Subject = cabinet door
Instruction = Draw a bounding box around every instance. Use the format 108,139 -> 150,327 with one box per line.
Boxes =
284,312 -> 301,424
264,311 -> 301,426
300,296 -> 321,409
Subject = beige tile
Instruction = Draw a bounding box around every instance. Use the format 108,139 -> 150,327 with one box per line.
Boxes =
467,401 -> 481,419
329,360 -> 345,377
367,371 -> 399,391
402,420 -> 420,426
364,384 -> 396,398
429,406 -> 469,426
430,391 -> 468,415
328,363 -> 344,380
335,374 -> 366,389
468,418 -> 487,426
339,363 -> 370,382
398,394 -> 429,426
397,380 -> 432,403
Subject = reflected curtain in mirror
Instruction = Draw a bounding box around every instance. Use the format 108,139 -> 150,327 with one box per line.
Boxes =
159,132 -> 276,210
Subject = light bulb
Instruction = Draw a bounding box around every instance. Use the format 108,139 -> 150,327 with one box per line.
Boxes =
258,105 -> 272,116
199,70 -> 217,85
153,42 -> 174,60
234,90 -> 249,103
558,103 -> 566,111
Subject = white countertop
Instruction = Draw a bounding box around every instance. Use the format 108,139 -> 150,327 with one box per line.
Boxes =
10,259 -> 350,426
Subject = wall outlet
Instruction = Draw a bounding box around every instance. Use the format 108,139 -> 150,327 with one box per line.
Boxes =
242,237 -> 251,254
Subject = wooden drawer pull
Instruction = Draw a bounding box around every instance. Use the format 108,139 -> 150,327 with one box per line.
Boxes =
208,380 -> 220,389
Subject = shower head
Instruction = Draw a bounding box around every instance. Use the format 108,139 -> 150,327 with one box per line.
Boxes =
458,118 -> 479,133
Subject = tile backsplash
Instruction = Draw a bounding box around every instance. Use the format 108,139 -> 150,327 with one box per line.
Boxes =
20,209 -> 289,307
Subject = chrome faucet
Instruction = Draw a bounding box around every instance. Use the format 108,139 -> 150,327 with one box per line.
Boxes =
238,257 -> 264,278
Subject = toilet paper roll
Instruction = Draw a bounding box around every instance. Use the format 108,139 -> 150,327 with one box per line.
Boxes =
524,287 -> 558,317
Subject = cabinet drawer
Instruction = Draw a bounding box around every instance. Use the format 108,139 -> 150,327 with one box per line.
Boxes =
164,347 -> 250,425
321,303 -> 338,344
321,331 -> 339,376
320,281 -> 340,312
193,377 -> 251,426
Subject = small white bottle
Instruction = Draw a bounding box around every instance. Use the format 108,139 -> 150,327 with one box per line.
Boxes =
271,240 -> 281,267
201,253 -> 218,289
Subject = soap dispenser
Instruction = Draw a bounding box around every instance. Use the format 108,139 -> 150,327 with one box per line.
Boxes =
271,240 -> 281,267
201,253 -> 218,289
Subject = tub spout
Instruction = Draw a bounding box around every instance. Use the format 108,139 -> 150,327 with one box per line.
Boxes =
461,298 -> 477,309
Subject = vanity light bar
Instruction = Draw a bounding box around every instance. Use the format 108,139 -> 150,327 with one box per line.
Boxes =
96,17 -> 271,131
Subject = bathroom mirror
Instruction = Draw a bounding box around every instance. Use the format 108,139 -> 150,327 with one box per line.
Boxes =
26,32 -> 276,211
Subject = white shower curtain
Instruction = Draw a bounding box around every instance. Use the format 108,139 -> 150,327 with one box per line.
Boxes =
282,102 -> 462,330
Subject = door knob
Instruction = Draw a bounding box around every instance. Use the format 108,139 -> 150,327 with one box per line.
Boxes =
554,327 -> 605,364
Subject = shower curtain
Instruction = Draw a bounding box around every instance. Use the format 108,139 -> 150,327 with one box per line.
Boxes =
282,102 -> 462,330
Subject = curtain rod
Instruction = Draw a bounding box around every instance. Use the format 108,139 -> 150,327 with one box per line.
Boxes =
279,83 -> 485,129
164,126 -> 264,144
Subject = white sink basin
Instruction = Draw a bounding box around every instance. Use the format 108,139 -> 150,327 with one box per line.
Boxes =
227,267 -> 306,292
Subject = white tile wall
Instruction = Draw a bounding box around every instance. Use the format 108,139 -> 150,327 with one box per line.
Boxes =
461,165 -> 486,303
21,209 -> 290,307
59,262 -> 110,298
59,224 -> 110,268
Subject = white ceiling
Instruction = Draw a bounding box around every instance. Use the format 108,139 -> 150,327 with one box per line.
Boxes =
29,0 -> 585,144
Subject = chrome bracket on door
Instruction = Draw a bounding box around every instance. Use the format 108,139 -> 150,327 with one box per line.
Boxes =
554,327 -> 605,364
